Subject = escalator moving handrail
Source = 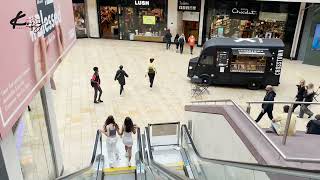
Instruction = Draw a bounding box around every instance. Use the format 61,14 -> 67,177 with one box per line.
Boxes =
137,127 -> 143,161
145,127 -> 191,180
181,125 -> 320,179
56,130 -> 103,180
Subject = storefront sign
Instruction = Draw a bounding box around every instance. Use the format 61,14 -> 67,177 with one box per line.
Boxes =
275,50 -> 284,75
135,0 -> 149,6
0,0 -> 76,138
178,0 -> 200,12
231,8 -> 257,15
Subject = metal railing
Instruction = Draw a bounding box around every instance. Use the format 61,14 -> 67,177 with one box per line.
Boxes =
246,101 -> 320,145
189,99 -> 320,163
181,124 -> 320,179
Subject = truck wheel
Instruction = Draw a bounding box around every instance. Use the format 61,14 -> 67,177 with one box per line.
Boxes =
248,81 -> 261,90
201,77 -> 211,85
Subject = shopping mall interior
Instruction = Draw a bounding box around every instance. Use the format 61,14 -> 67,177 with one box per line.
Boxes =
1,0 -> 320,180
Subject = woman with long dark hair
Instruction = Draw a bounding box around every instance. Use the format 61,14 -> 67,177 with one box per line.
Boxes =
99,115 -> 120,167
119,117 -> 136,166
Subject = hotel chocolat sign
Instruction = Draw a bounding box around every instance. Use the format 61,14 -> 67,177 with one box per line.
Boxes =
230,7 -> 258,19
178,0 -> 200,12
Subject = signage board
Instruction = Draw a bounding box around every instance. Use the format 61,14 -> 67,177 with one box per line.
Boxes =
143,16 -> 156,25
312,24 -> 320,50
0,0 -> 76,138
178,0 -> 200,12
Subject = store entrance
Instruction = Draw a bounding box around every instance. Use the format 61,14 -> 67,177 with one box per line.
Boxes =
99,6 -> 119,39
183,21 -> 199,42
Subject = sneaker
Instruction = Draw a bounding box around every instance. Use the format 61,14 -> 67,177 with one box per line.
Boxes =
128,161 -> 131,167
94,101 -> 99,104
109,163 -> 114,168
308,114 -> 314,118
98,100 -> 103,103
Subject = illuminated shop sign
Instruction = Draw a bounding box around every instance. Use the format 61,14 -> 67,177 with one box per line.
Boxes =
178,0 -> 200,12
135,0 -> 149,6
231,8 -> 257,15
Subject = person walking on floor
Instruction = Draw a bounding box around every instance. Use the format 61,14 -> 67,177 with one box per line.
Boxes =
119,117 -> 137,167
164,29 -> 172,50
188,34 -> 196,55
91,67 -> 103,103
99,115 -> 120,167
146,58 -> 156,88
292,79 -> 306,112
178,34 -> 186,54
174,34 -> 180,53
255,85 -> 276,123
298,83 -> 315,118
114,65 -> 129,95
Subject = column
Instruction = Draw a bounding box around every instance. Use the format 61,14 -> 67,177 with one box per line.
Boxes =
40,83 -> 64,177
0,131 -> 23,180
86,0 -> 100,38
197,0 -> 205,46
290,2 -> 306,59
167,0 -> 179,40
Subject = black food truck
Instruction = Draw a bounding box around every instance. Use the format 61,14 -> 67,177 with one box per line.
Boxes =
187,38 -> 285,89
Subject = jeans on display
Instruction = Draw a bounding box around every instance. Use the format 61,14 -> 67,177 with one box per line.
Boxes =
94,85 -> 102,102
299,104 -> 314,118
148,73 -> 155,88
255,110 -> 274,123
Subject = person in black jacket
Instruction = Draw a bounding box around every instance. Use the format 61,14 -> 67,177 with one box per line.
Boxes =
255,85 -> 276,123
298,83 -> 315,118
174,34 -> 180,53
164,29 -> 172,50
114,65 -> 129,95
306,114 -> 320,135
292,79 -> 306,112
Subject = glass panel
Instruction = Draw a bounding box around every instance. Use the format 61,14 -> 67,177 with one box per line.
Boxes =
181,127 -> 316,180
17,93 -> 55,180
200,56 -> 214,65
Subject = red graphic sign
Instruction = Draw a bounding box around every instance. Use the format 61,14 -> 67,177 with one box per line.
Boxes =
0,0 -> 76,138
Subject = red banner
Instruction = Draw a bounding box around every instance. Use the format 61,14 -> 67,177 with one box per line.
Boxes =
0,0 -> 76,138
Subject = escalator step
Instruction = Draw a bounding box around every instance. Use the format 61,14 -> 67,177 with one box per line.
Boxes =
103,166 -> 136,175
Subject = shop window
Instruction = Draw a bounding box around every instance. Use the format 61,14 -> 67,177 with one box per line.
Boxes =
230,56 -> 266,73
72,0 -> 87,38
200,56 -> 214,65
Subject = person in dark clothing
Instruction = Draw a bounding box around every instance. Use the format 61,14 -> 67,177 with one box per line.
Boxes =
174,34 -> 180,53
114,65 -> 128,95
306,114 -> 320,135
178,34 -> 186,54
91,67 -> 103,103
298,83 -> 315,118
164,30 -> 172,50
146,58 -> 156,88
292,80 -> 306,112
255,85 -> 276,123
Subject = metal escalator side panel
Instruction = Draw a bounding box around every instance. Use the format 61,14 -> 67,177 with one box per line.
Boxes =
56,130 -> 104,180
180,124 -> 320,180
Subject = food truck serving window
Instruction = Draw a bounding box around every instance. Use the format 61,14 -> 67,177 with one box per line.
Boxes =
230,48 -> 269,74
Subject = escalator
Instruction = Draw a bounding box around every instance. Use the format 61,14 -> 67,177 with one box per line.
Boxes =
57,124 -> 320,180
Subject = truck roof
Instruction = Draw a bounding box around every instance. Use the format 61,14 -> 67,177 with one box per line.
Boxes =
203,38 -> 285,49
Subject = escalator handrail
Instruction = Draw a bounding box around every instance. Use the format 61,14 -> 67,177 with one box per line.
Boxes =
181,125 -> 320,179
56,130 -> 103,180
145,126 -> 191,180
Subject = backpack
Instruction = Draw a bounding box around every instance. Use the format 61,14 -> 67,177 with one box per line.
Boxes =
178,37 -> 184,44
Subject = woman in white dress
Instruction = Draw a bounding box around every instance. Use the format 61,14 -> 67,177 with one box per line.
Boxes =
119,117 -> 136,166
99,115 -> 120,167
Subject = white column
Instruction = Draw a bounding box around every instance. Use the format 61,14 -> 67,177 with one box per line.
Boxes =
86,0 -> 100,38
0,131 -> 23,180
290,2 -> 306,59
197,0 -> 205,46
40,83 -> 64,177
167,0 -> 179,40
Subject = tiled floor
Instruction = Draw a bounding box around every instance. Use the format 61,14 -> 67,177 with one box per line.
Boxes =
52,39 -> 320,172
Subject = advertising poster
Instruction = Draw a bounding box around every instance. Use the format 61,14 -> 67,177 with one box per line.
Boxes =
312,24 -> 320,50
143,16 -> 156,25
0,0 -> 76,138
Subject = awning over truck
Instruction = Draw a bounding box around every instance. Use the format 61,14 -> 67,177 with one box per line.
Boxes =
232,49 -> 272,57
